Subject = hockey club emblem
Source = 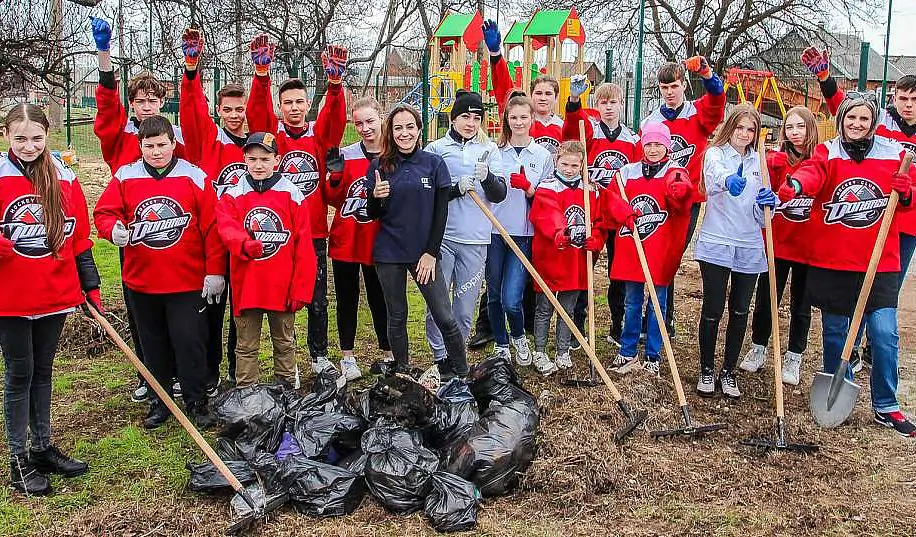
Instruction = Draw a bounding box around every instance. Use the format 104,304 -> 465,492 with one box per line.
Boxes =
1,195 -> 75,258
564,205 -> 587,248
900,141 -> 916,158
128,197 -> 192,249
535,136 -> 560,154
340,177 -> 372,223
279,150 -> 320,197
823,178 -> 888,228
213,162 -> 247,198
670,135 -> 696,167
244,207 -> 290,259
619,194 -> 668,240
590,150 -> 628,188
775,194 -> 813,222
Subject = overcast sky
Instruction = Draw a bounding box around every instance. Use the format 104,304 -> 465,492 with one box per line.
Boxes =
857,2 -> 916,56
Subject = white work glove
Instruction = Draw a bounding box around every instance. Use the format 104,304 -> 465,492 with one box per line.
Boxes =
458,176 -> 476,195
111,220 -> 129,247
201,274 -> 226,304
570,74 -> 589,98
474,160 -> 489,183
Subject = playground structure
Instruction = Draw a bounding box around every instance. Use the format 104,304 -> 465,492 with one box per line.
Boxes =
409,8 -> 592,137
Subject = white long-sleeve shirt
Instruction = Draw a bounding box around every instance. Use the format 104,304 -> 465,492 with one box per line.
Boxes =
488,139 -> 554,236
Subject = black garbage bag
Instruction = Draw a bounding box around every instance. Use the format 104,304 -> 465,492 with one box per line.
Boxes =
214,385 -> 287,456
286,367 -> 343,415
351,376 -> 438,428
445,397 -> 539,497
186,460 -> 257,493
362,422 -> 440,514
337,450 -> 368,475
425,379 -> 479,450
423,471 -> 480,532
290,408 -> 366,461
248,451 -> 284,495
468,355 -> 535,409
276,454 -> 366,517
215,437 -> 246,461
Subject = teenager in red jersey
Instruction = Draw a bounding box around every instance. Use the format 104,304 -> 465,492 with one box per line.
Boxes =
216,133 -> 316,388
94,116 -> 225,430
641,57 -> 726,336
740,107 -> 819,386
325,97 -> 392,380
244,34 -> 348,377
778,93 -> 916,437
1,104 -> 100,495
178,27 -> 244,392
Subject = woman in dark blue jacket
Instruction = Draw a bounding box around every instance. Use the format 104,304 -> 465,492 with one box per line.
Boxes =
366,104 -> 468,380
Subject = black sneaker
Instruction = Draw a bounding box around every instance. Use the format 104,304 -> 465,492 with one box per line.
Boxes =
467,331 -> 494,350
850,349 -> 862,374
188,401 -> 216,430
29,445 -> 88,478
862,345 -> 873,368
874,411 -> 916,438
205,380 -> 219,399
131,380 -> 149,403
9,455 -> 51,496
143,403 -> 171,429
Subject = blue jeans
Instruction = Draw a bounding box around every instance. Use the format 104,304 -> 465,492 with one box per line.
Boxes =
486,235 -> 531,346
822,308 -> 899,413
620,282 -> 668,360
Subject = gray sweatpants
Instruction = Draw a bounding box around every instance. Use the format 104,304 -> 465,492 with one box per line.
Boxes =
534,290 -> 581,354
426,239 -> 488,361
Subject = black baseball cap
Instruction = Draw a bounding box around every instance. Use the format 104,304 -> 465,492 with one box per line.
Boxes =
243,132 -> 278,153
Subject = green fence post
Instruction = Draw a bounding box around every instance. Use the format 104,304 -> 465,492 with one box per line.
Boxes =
422,50 -> 430,146
65,61 -> 72,148
633,0 -> 647,128
120,63 -> 130,111
605,49 -> 613,83
858,41 -> 870,92
212,67 -> 221,124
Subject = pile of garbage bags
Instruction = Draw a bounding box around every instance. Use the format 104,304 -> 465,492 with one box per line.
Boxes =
186,355 -> 539,532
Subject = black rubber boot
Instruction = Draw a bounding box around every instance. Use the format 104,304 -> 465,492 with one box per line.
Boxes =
10,454 -> 51,496
188,401 -> 216,430
143,402 -> 171,429
29,445 -> 88,478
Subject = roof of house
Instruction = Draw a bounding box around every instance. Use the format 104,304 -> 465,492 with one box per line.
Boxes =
890,55 -> 916,76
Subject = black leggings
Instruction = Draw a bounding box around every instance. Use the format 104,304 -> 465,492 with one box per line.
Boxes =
750,259 -> 812,354
332,260 -> 390,352
698,261 -> 758,373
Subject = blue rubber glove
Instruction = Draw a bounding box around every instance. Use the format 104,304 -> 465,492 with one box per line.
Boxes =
756,187 -> 777,209
89,17 -> 111,52
725,163 -> 746,196
482,20 -> 501,54
570,74 -> 589,98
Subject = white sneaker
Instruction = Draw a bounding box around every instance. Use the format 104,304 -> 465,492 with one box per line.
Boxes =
532,351 -> 558,376
555,352 -> 572,370
417,364 -> 441,392
739,344 -> 767,373
782,351 -> 802,386
172,379 -> 182,398
642,359 -> 660,377
606,333 -> 621,347
312,356 -> 335,374
491,345 -> 511,361
696,369 -> 716,397
511,337 -> 531,366
719,370 -> 741,399
340,357 -> 363,382
293,364 -> 301,389
610,354 -> 639,374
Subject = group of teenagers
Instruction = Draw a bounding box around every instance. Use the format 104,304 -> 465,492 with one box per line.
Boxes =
2,18 -> 916,497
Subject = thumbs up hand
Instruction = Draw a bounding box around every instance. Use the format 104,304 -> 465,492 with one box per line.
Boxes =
373,170 -> 390,198
725,163 -> 746,197
509,166 -> 532,192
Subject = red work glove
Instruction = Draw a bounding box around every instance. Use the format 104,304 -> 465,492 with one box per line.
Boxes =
800,46 -> 831,82
321,44 -> 348,85
0,235 -> 13,260
584,233 -> 603,252
891,172 -> 912,196
181,28 -> 204,71
767,150 -> 789,170
288,298 -> 308,312
249,34 -> 275,77
243,239 -> 264,259
86,288 -> 105,314
553,229 -> 570,249
624,212 -> 638,231
509,166 -> 532,191
664,169 -> 692,200
684,55 -> 712,78
777,178 -> 801,203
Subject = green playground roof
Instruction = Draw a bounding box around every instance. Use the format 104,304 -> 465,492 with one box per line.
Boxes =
435,13 -> 475,38
524,9 -> 572,36
504,21 -> 526,45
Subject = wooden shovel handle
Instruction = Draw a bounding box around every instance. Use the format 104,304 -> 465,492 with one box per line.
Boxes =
579,120 -> 596,353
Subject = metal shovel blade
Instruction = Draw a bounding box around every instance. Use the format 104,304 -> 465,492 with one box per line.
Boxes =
809,371 -> 860,428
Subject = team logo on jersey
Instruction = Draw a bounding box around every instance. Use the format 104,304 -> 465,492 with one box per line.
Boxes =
775,195 -> 813,222
1,196 -> 75,258
244,207 -> 290,259
823,178 -> 887,228
670,135 -> 696,167
128,197 -> 192,249
535,136 -> 560,154
214,163 -> 247,198
564,205 -> 586,248
590,150 -> 628,188
619,194 -> 668,240
279,150 -> 320,197
340,178 -> 372,223
900,141 -> 916,158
